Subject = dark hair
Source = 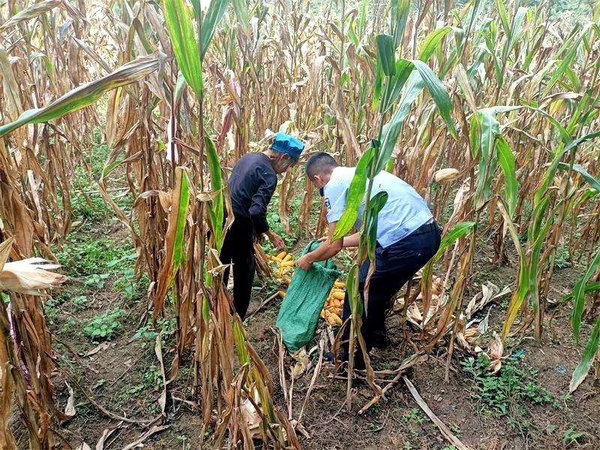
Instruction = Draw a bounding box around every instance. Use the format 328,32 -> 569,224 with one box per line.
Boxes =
305,152 -> 338,179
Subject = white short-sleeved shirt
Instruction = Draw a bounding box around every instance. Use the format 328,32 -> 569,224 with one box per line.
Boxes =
323,167 -> 433,248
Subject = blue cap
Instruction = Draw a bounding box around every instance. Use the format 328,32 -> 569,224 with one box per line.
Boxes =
271,132 -> 305,160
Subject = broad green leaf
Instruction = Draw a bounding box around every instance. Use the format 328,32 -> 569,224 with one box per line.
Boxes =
503,7 -> 528,61
0,56 -> 158,137
206,137 -> 225,252
432,221 -> 476,262
332,147 -> 375,240
391,0 -> 410,49
542,41 -> 580,97
569,317 -> 600,393
232,0 -> 251,35
200,0 -> 232,59
419,26 -> 452,63
558,163 -> 600,193
376,35 -> 396,77
372,56 -> 384,110
472,109 -> 499,206
496,137 -> 518,217
377,71 -> 424,173
162,0 -> 203,101
571,247 -> 600,342
494,0 -> 510,35
380,59 -> 413,113
411,60 -> 458,139
536,130 -> 600,204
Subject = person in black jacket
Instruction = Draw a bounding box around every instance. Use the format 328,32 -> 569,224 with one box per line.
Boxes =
220,133 -> 305,319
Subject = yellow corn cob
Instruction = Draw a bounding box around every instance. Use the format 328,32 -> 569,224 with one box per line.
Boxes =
280,260 -> 294,267
283,278 -> 291,285
331,291 -> 345,300
334,281 -> 346,289
278,290 -> 286,298
282,254 -> 293,263
276,251 -> 287,260
327,313 -> 342,326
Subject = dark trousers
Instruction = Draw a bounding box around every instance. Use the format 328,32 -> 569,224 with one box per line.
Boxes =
342,221 -> 442,353
219,217 -> 256,319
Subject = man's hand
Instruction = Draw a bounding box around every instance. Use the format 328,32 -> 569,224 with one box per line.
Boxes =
266,230 -> 285,251
296,254 -> 314,271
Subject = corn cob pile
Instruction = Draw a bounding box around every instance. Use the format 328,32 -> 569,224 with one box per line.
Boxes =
268,251 -> 294,298
268,250 -> 345,326
320,281 -> 345,326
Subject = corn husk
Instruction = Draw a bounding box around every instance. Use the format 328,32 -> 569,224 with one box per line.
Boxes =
433,168 -> 460,184
0,258 -> 67,294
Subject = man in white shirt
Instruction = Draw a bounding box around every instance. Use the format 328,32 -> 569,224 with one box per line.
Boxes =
297,152 -> 441,366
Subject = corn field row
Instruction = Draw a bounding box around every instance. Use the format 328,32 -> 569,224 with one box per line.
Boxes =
0,0 -> 599,447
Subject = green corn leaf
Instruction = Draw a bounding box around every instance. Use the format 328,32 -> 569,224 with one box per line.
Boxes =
496,137 -> 518,217
569,317 -> 600,393
503,7 -> 528,60
372,56 -> 384,110
333,147 -> 375,240
205,137 -> 225,252
472,109 -> 499,205
536,130 -> 600,204
201,0 -> 232,60
557,163 -> 600,193
365,191 -> 389,262
411,60 -> 458,139
376,34 -> 396,77
433,221 -> 476,262
347,263 -> 361,316
494,0 -> 510,35
0,55 -> 158,137
391,0 -> 410,48
377,71 -> 424,173
571,247 -> 600,342
542,42 -> 580,97
173,168 -> 191,270
418,26 -> 453,63
232,0 -> 251,35
162,0 -> 203,101
564,282 -> 600,301
380,59 -> 414,113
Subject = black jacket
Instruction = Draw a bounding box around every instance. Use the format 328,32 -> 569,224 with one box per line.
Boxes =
228,152 -> 277,235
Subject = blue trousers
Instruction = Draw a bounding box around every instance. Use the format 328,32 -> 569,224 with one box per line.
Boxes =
342,221 -> 442,352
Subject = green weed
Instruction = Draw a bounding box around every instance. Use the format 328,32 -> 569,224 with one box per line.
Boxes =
84,308 -> 125,341
563,427 -> 588,446
461,354 -> 558,418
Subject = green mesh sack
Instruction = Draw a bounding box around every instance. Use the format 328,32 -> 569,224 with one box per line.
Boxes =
276,241 -> 341,352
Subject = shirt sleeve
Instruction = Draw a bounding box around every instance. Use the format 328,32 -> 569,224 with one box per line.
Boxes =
324,180 -> 348,223
248,169 -> 277,235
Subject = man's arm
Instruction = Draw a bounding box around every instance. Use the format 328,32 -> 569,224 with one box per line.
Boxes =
342,232 -> 360,248
297,222 -> 344,270
248,171 -> 277,236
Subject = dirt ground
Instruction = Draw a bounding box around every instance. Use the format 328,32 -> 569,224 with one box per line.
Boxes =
13,217 -> 600,450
